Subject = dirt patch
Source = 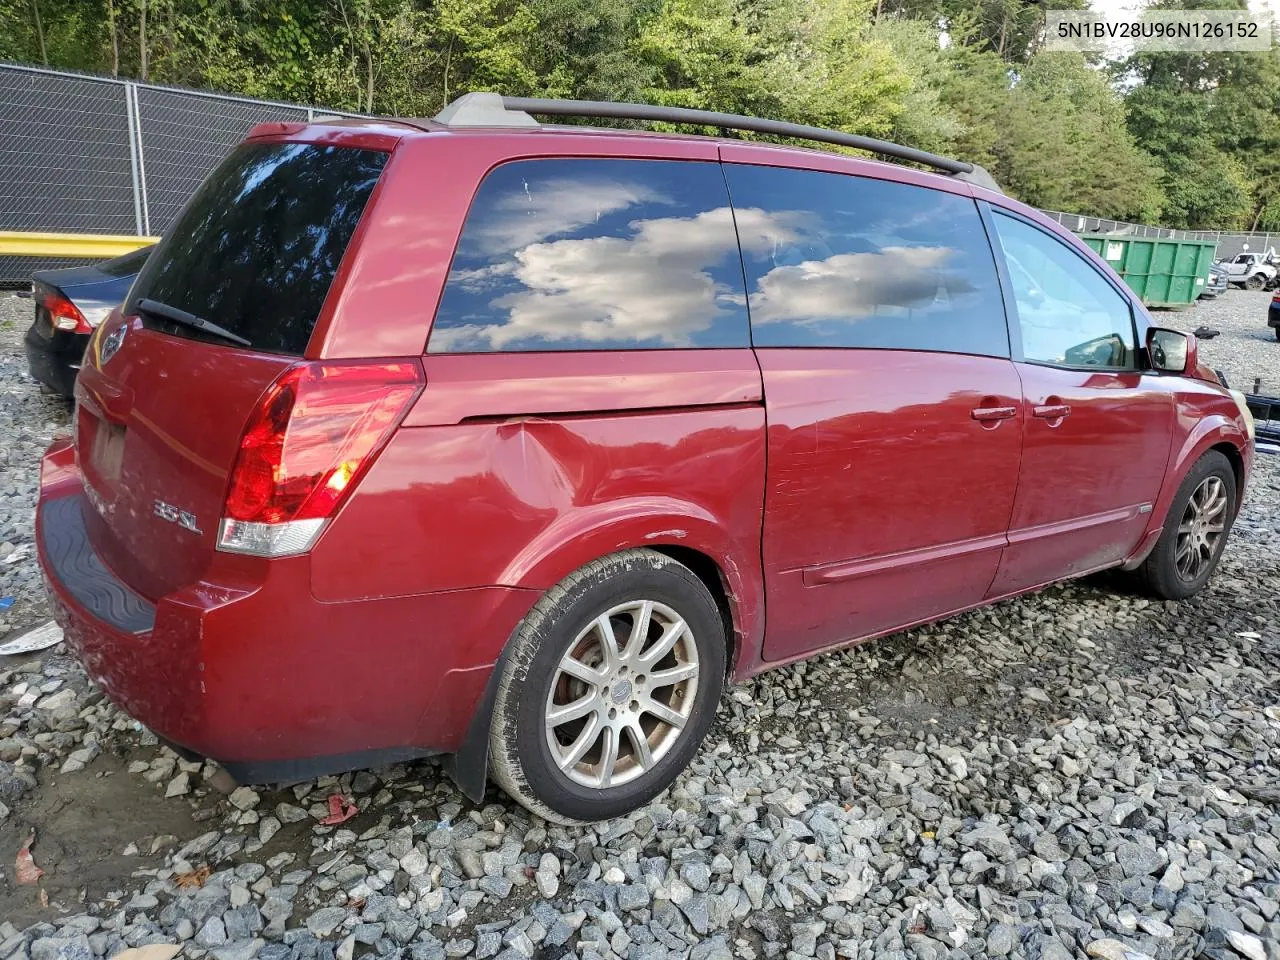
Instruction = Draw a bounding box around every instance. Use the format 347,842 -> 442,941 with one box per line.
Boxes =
1,752 -> 203,929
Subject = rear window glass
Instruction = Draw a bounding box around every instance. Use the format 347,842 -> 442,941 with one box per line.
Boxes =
126,142 -> 387,355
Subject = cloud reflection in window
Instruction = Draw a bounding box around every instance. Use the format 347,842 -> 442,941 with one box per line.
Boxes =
749,246 -> 975,326
431,160 -> 756,352
726,163 -> 1009,357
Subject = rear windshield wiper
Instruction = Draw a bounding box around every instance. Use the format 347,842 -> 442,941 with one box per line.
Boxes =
136,298 -> 252,348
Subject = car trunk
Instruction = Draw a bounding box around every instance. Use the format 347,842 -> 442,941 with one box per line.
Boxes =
76,335 -> 295,600
73,138 -> 390,601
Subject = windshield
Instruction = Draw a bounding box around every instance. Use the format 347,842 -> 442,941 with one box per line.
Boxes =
125,142 -> 388,355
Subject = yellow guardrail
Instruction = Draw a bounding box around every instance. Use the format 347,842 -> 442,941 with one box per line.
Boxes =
0,231 -> 159,258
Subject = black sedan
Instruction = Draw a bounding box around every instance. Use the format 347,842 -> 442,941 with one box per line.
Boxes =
1269,290 -> 1280,341
24,246 -> 151,396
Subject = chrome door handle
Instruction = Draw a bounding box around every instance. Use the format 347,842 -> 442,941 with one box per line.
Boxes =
1032,404 -> 1071,420
971,406 -> 1018,422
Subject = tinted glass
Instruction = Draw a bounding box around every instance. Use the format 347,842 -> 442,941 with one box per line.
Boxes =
429,159 -> 749,352
991,213 -> 1135,369
723,164 -> 1008,356
126,143 -> 387,355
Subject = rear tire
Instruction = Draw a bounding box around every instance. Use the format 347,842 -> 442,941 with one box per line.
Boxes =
1137,450 -> 1236,600
488,549 -> 726,824
1274,327 -> 1280,342
1247,273 -> 1267,290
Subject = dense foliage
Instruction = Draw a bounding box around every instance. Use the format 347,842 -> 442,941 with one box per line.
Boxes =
2,0 -> 1275,228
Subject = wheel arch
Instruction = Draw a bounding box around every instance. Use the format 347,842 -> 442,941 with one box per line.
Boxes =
1124,418 -> 1248,571
445,507 -> 764,804
1210,440 -> 1246,515
1161,417 -> 1248,517
496,499 -> 763,662
646,544 -> 739,678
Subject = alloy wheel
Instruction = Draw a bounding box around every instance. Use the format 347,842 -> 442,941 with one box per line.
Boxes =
1175,475 -> 1228,582
544,600 -> 700,789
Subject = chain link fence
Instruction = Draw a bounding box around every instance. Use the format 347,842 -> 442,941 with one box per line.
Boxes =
1040,210 -> 1194,240
1041,210 -> 1274,261
3,63 -> 1264,284
0,63 -> 356,282
1178,232 -> 1278,261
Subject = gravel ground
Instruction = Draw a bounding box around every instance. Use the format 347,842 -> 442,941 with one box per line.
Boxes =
2,290 -> 1279,960
0,297 -> 73,640
1164,290 -> 1279,395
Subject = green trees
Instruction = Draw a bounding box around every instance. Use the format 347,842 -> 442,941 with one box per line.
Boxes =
992,53 -> 1165,222
1,0 -> 1276,229
634,0 -> 907,138
1116,0 -> 1280,229
874,30 -> 1165,221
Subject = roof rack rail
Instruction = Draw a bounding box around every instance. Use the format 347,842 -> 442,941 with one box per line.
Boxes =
433,93 -> 1001,193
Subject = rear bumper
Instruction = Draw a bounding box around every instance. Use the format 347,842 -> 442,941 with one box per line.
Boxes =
24,323 -> 87,397
37,438 -> 538,781
1267,306 -> 1280,328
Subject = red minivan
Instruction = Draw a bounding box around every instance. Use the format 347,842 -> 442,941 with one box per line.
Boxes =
37,95 -> 1255,823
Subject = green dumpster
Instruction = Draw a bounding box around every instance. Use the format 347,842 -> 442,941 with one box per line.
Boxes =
1078,234 -> 1219,309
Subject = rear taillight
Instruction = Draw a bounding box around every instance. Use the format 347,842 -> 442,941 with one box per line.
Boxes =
217,360 -> 424,558
39,286 -> 93,334
1272,292 -> 1280,303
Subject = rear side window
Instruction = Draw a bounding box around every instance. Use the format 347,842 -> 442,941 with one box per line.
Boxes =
429,159 -> 749,352
991,212 -> 1136,370
126,143 -> 387,355
723,164 -> 1008,357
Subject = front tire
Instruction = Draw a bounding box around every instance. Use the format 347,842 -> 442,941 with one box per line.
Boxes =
489,549 -> 726,823
1138,450 -> 1237,600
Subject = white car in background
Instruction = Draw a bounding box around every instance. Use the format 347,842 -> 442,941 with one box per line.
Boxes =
1219,250 -> 1277,290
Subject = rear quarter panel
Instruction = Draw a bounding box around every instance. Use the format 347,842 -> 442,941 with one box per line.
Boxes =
308,131 -> 764,668
310,350 -> 767,669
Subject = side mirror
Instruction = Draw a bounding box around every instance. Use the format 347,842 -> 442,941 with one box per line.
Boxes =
1147,327 -> 1196,373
